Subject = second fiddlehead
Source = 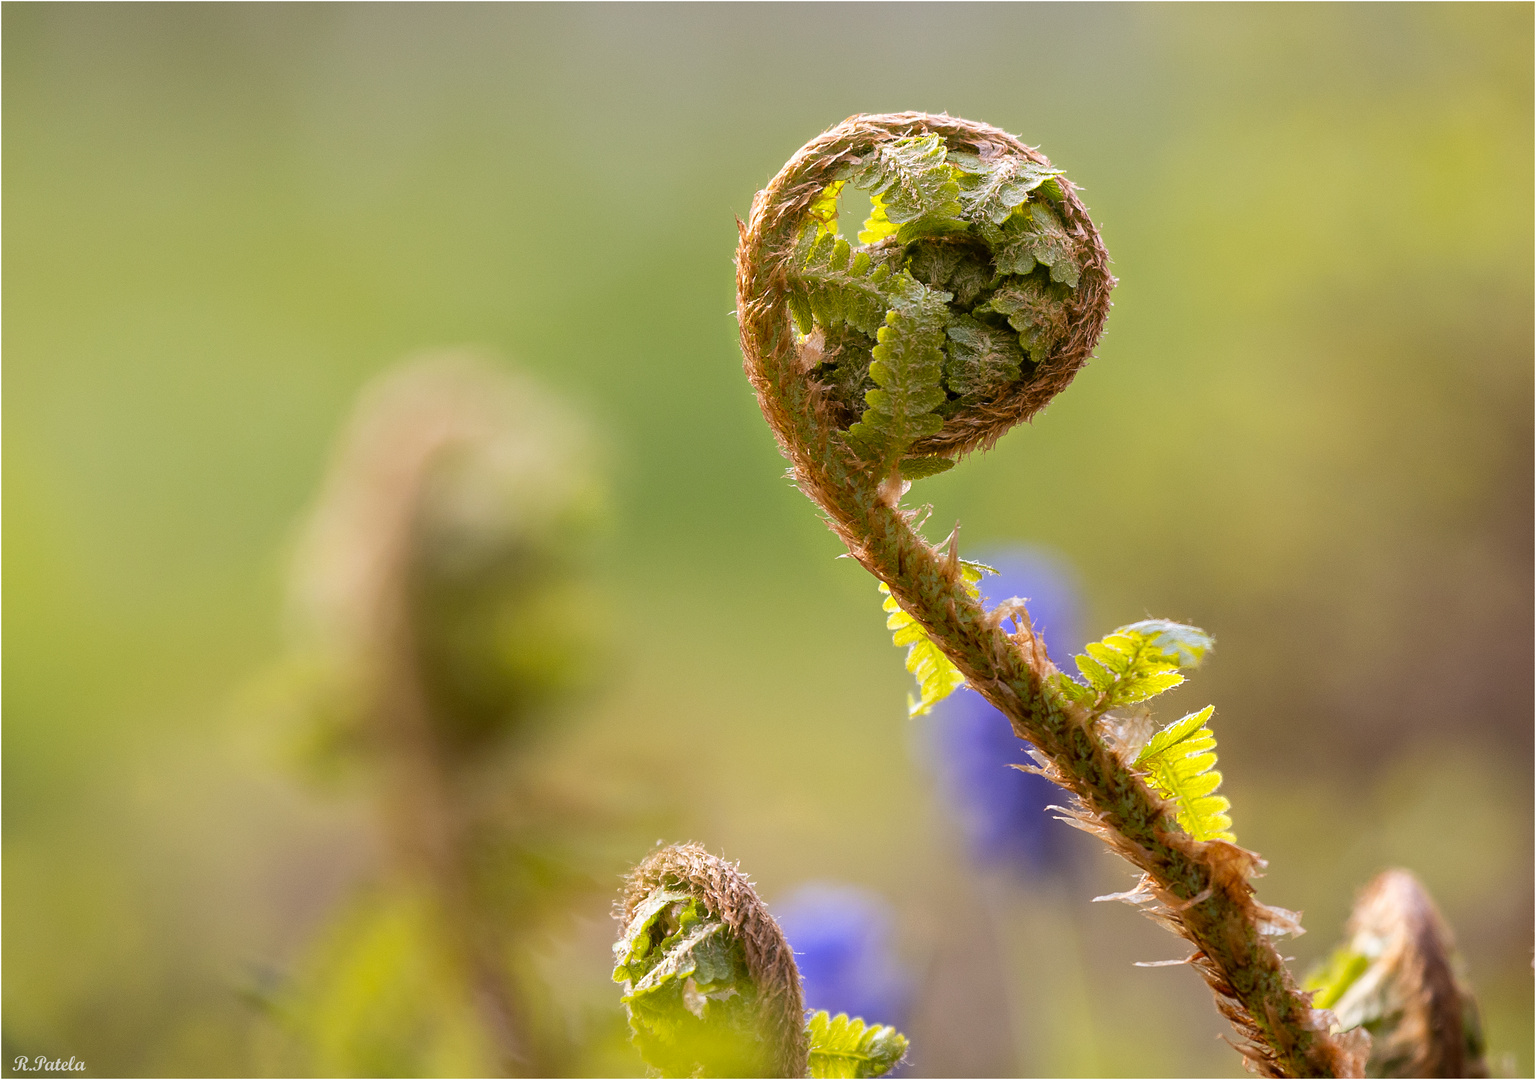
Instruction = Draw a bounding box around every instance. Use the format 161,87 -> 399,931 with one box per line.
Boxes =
612,844 -> 909,1078
735,112 -> 1366,1078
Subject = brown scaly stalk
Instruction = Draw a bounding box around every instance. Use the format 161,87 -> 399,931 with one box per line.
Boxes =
735,112 -> 1367,1078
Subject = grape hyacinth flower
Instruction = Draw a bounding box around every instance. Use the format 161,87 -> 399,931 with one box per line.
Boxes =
925,547 -> 1085,878
772,884 -> 913,1036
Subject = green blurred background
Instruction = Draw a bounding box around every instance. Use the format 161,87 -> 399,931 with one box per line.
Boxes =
4,4 -> 1531,1076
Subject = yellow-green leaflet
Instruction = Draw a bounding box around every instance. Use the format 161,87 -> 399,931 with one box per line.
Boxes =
1134,705 -> 1235,842
806,1010 -> 909,1079
1060,619 -> 1213,711
1302,946 -> 1371,1011
879,560 -> 990,717
808,179 -> 845,240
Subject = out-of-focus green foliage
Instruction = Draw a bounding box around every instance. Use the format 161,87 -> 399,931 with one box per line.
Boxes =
264,355 -> 629,1076
267,889 -> 499,1077
1304,946 -> 1371,1011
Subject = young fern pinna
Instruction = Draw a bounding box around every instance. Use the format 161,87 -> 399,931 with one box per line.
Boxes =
734,112 -> 1369,1078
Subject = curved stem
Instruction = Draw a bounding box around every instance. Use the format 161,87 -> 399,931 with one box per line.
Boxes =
736,114 -> 1362,1078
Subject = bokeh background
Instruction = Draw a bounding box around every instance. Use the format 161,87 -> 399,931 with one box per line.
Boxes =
5,4 -> 1531,1076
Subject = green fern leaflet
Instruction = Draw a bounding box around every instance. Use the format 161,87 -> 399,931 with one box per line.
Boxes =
1134,705 -> 1235,842
1302,946 -> 1371,1010
853,134 -> 966,243
880,561 -> 990,717
846,291 -> 951,463
948,150 -> 1063,226
806,1011 -> 909,1079
788,229 -> 905,338
612,890 -> 763,1077
1060,620 -> 1213,711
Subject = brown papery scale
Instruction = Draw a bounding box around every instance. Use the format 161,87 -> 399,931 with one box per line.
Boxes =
737,113 -> 1366,1078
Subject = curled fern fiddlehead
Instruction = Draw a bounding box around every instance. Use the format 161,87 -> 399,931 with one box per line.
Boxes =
282,352 -> 604,1076
736,112 -> 1366,1078
614,844 -> 809,1078
1304,870 -> 1488,1078
613,845 -> 910,1078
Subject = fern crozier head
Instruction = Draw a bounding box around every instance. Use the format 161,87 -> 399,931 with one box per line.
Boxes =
737,112 -> 1114,478
614,843 -> 808,1078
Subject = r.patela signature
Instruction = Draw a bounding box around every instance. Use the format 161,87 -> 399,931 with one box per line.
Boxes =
13,1057 -> 85,1073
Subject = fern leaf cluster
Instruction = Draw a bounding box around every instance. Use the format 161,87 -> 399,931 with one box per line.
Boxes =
785,134 -> 1090,473
788,231 -> 912,338
847,293 -> 951,458
851,134 -> 966,242
949,149 -> 1064,224
1059,619 -> 1212,710
1061,620 -> 1234,842
806,1011 -> 909,1079
1134,705 -> 1235,842
612,890 -> 763,1077
881,561 -> 990,716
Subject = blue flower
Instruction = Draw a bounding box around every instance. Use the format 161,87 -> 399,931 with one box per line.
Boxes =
772,884 -> 912,1033
925,547 -> 1084,878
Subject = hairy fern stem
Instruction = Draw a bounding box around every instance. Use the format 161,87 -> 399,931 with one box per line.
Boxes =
736,113 -> 1365,1079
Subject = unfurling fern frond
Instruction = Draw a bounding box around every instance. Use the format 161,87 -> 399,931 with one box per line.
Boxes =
788,230 -> 911,338
806,1011 -> 909,1079
949,150 -> 1064,226
846,292 -> 951,463
776,117 -> 1101,471
738,112 -> 1367,1078
1060,620 -> 1213,711
975,276 -> 1072,365
613,890 -> 764,1078
944,314 -> 1025,404
881,561 -> 990,716
853,134 -> 967,243
1133,705 -> 1235,842
613,845 -> 807,1078
1303,870 -> 1488,1078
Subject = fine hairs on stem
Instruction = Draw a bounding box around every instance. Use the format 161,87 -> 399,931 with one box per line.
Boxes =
735,112 -> 1369,1078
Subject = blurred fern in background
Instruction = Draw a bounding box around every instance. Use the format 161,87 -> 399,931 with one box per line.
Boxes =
261,353 -> 624,1076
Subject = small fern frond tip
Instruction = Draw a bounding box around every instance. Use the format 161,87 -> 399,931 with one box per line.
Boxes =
806,1010 -> 909,1079
1134,705 -> 1235,843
